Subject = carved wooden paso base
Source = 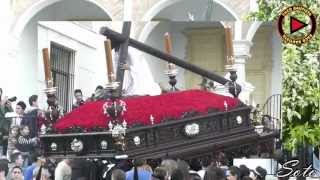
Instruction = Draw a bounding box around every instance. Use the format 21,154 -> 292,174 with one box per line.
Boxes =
39,106 -> 279,159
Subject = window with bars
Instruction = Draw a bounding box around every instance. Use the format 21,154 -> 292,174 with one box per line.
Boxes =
50,42 -> 75,112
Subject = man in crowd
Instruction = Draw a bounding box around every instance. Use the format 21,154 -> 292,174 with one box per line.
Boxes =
55,159 -> 72,180
0,159 -> 8,180
0,88 -> 13,156
10,152 -> 23,168
6,101 -> 26,128
93,85 -> 104,101
21,95 -> 44,138
226,166 -> 240,180
9,166 -> 23,180
72,89 -> 85,110
24,152 -> 46,180
126,159 -> 152,180
7,152 -> 24,179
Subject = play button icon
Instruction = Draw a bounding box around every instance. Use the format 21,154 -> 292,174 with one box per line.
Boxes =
278,5 -> 317,45
290,16 -> 308,34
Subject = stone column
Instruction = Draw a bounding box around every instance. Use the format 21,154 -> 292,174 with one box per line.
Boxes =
233,40 -> 255,104
233,40 -> 252,83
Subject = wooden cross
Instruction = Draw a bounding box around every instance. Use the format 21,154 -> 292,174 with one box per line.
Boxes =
114,22 -> 131,96
100,22 -> 241,97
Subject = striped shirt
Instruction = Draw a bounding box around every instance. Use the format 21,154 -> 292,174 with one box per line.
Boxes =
16,135 -> 35,152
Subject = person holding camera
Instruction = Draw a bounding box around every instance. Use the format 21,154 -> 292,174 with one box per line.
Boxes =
0,88 -> 14,156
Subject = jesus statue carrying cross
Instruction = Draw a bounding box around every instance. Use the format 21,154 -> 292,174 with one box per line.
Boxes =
110,40 -> 162,97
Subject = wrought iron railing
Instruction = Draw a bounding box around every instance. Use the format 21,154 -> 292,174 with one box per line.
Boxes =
50,42 -> 75,112
262,94 -> 281,130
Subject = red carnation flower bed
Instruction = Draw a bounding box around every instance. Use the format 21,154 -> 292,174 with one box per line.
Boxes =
54,90 -> 240,131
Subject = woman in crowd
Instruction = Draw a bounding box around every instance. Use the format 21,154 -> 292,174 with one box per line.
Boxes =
126,159 -> 152,180
250,166 -> 267,180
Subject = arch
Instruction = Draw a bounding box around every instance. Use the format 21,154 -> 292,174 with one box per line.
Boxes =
246,21 -> 263,41
11,0 -> 113,38
142,0 -> 240,21
139,21 -> 225,44
138,22 -> 161,42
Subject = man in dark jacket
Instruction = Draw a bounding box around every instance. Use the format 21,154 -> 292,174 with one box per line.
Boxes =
72,89 -> 85,110
21,95 -> 44,138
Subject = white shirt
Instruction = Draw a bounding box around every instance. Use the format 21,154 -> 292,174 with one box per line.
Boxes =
112,47 -> 161,96
198,169 -> 206,179
5,112 -> 23,127
55,160 -> 72,180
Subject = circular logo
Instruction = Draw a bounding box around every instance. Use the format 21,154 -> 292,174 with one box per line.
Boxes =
277,5 -> 317,45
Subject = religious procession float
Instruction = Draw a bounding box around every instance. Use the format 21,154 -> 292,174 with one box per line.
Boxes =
39,22 -> 280,161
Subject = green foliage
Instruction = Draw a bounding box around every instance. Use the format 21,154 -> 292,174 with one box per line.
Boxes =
285,123 -> 320,151
247,0 -> 320,151
246,0 -> 320,21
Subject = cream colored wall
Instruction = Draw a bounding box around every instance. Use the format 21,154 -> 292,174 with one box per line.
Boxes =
184,28 -> 225,89
132,0 -> 158,21
132,0 -> 251,21
37,22 -> 107,108
247,26 -> 273,106
183,26 -> 275,106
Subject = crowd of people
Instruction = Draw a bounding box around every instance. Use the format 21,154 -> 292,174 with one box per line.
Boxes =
0,86 -> 89,180
0,85 -> 106,158
106,158 -> 268,180
0,153 -> 270,180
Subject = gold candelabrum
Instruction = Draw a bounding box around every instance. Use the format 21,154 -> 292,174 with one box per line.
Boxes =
224,56 -> 241,98
41,48 -> 58,135
164,66 -> 178,91
164,32 -> 178,91
41,79 -> 58,135
42,48 -> 57,95
104,72 -> 127,151
105,73 -> 120,91
44,79 -> 57,95
103,39 -> 127,152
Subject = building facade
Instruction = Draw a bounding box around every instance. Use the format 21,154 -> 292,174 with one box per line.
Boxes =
0,0 -> 281,115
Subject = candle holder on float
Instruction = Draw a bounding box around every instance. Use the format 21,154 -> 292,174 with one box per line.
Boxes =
164,66 -> 178,91
224,57 -> 241,98
163,32 -> 178,91
44,79 -> 57,95
105,73 -> 120,100
103,74 -> 127,151
41,79 -> 58,135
